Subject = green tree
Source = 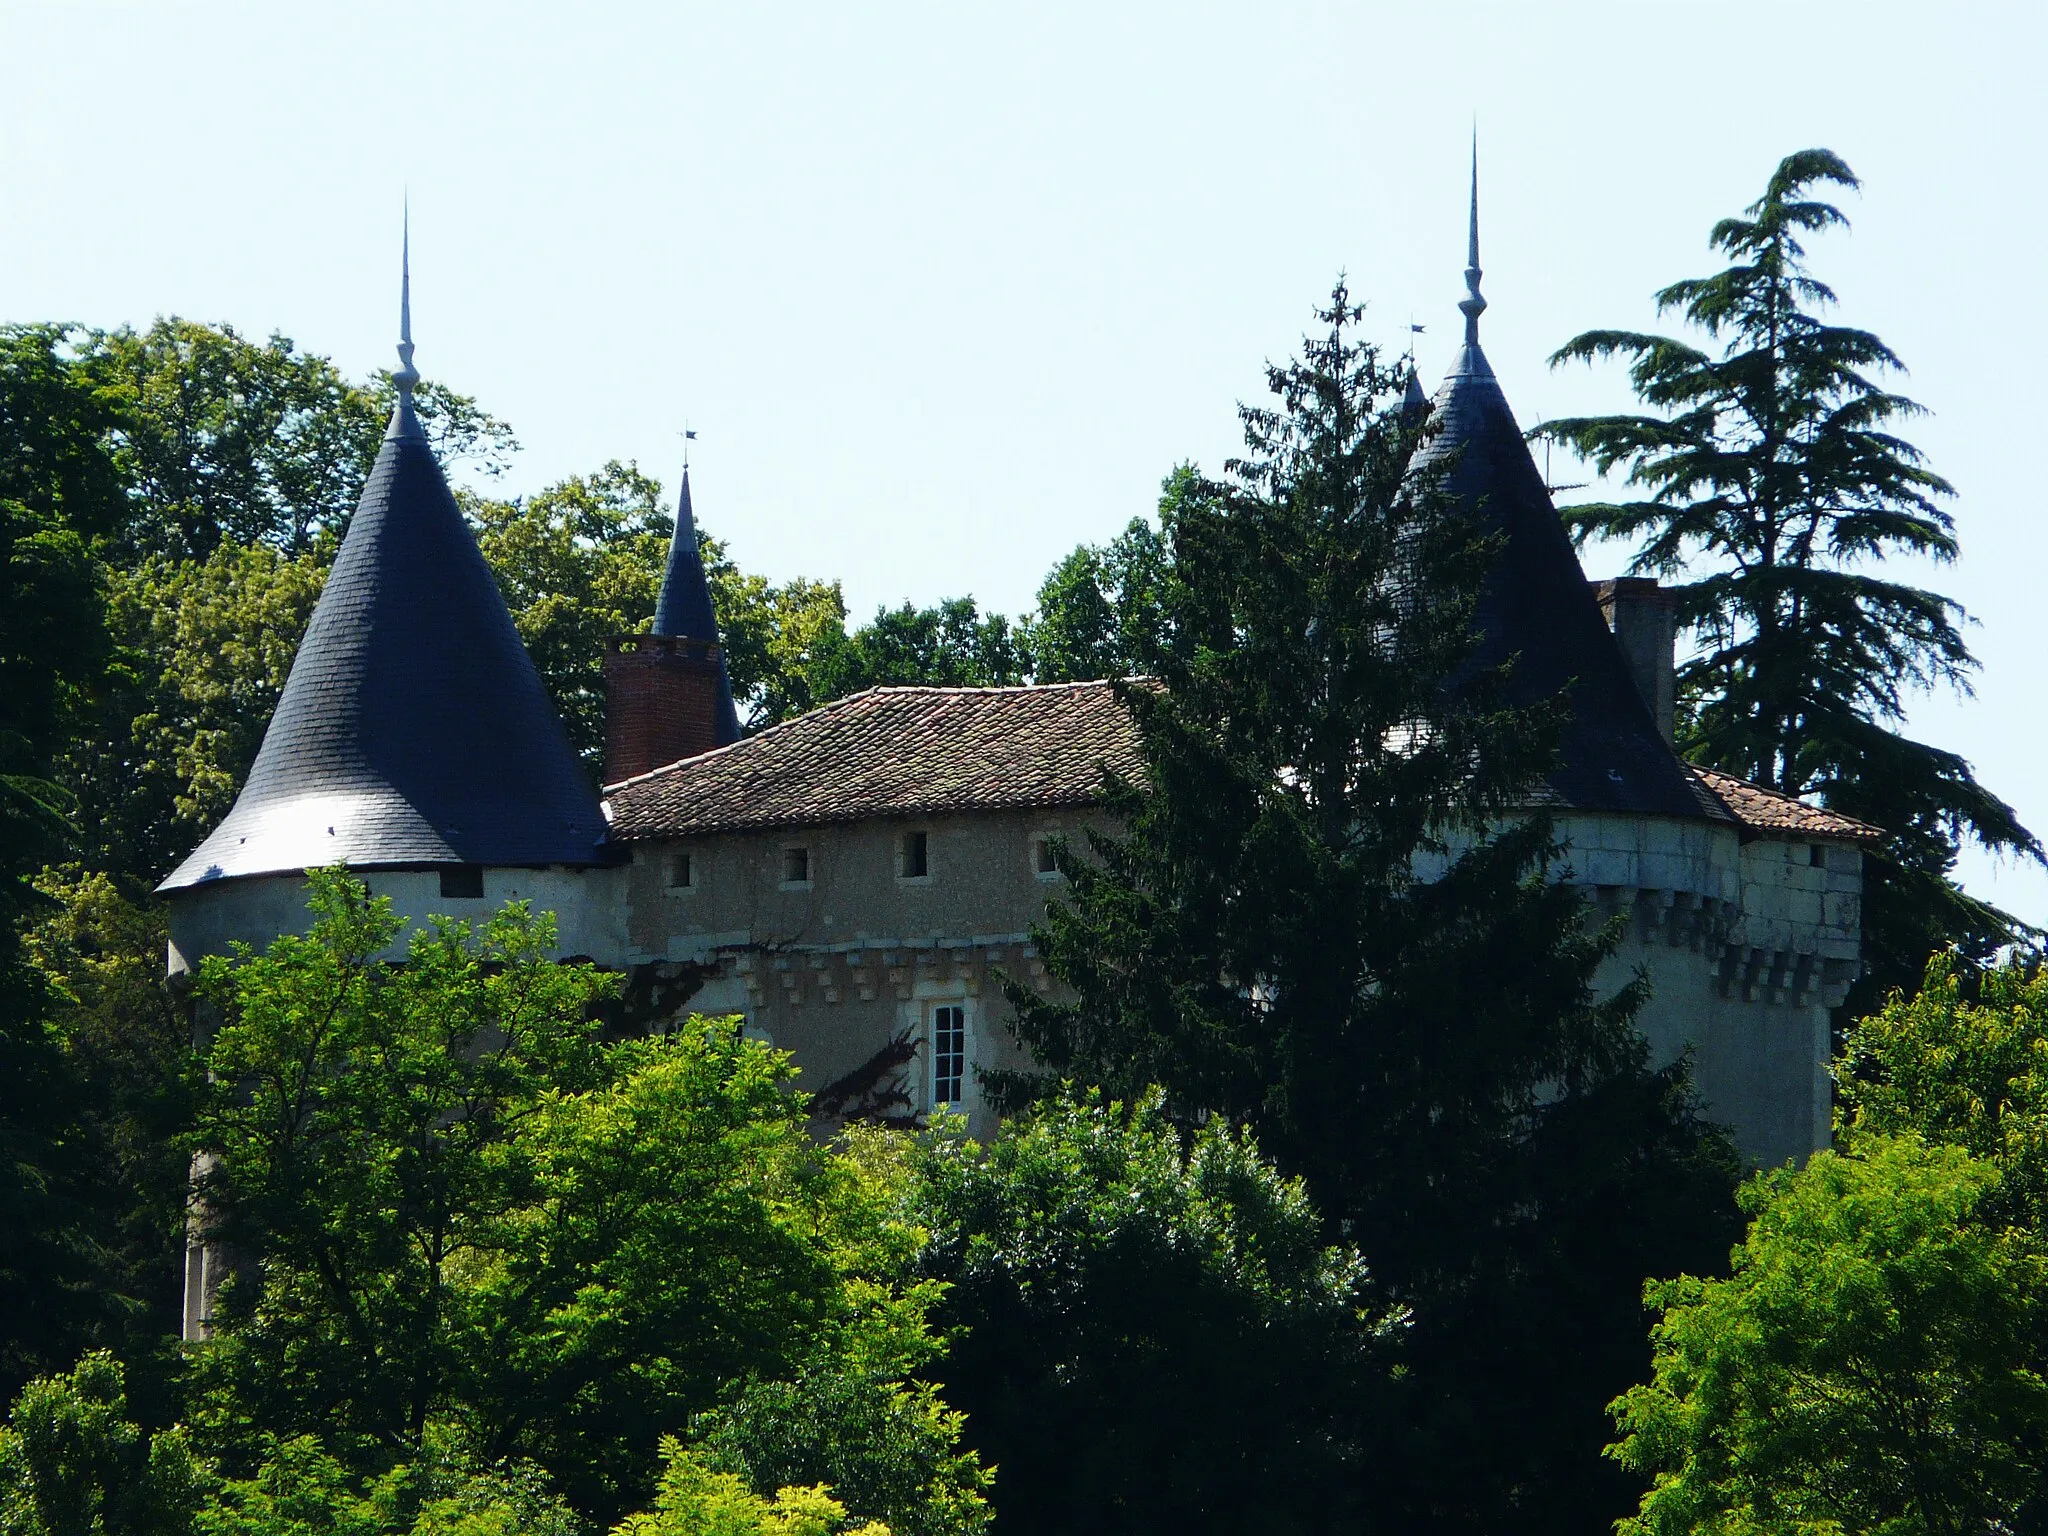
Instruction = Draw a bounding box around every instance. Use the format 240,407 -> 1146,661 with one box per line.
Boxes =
1839,953 -> 2048,1220
690,1268 -> 991,1536
1024,494 -> 1172,685
467,461 -> 672,767
809,599 -> 1026,704
189,872 -> 983,1527
65,542 -> 326,883
90,320 -> 515,560
0,1353 -> 203,1536
615,1441 -> 886,1536
0,324 -> 127,1395
705,556 -> 850,729
22,870 -> 196,1388
1611,1136 -> 2048,1536
1538,149 -> 2039,1008
907,1089 -> 1398,1535
1004,284 -> 1741,1532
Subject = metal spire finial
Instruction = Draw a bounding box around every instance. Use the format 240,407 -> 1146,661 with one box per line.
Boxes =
1458,133 -> 1486,346
394,199 -> 420,401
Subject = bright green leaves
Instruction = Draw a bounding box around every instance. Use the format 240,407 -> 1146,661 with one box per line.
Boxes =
615,1441 -> 889,1536
0,1353 -> 203,1536
1613,954 -> 2048,1534
1613,1139 -> 2048,1536
186,871 -> 980,1529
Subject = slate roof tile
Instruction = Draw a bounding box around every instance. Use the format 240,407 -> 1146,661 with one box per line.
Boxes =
159,416 -> 607,892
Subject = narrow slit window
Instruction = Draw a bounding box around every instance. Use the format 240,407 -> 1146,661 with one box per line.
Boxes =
902,830 -> 929,879
668,851 -> 694,889
440,866 -> 484,899
782,846 -> 811,885
931,1005 -> 967,1107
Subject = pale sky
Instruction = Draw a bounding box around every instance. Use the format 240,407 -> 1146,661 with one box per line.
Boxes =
4,1 -> 2043,922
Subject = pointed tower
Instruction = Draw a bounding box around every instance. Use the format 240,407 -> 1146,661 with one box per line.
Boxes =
159,229 -> 607,894
1409,146 -> 1714,820
602,464 -> 741,784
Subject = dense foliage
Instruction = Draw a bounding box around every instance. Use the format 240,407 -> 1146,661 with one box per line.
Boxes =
1539,149 -> 2039,1009
1612,954 -> 2048,1535
2,873 -> 991,1532
912,1089 -> 1399,1534
1003,285 -> 1743,1533
4,148 -> 2041,1530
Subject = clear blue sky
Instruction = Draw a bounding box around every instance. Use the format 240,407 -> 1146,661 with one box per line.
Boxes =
4,1 -> 2042,921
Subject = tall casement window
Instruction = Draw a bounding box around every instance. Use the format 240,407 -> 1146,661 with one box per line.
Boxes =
930,1005 -> 967,1108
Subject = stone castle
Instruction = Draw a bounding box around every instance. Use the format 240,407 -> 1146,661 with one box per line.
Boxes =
162,193 -> 1874,1335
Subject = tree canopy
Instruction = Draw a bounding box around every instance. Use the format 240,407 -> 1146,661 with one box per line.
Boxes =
1538,149 -> 2040,1007
1611,955 -> 2048,1535
1003,284 -> 1743,1533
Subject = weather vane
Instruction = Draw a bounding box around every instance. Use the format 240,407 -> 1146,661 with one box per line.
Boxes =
679,424 -> 697,471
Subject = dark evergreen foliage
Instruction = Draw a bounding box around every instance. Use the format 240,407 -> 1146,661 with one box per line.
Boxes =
1001,285 -> 1743,1532
0,326 -> 127,1399
1538,150 -> 2040,1008
912,1089 -> 1399,1535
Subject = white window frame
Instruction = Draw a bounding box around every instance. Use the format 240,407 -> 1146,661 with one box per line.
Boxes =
927,1001 -> 971,1110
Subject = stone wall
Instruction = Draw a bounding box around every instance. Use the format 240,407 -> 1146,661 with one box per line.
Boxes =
164,801 -> 1862,1166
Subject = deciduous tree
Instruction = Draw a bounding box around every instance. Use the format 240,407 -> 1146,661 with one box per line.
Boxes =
909,1089 -> 1397,1535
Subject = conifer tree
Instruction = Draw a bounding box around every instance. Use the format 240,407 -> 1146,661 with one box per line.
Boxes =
1540,150 -> 2038,1006
1005,286 -> 1741,1532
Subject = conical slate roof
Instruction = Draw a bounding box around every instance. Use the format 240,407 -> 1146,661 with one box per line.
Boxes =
159,339 -> 605,891
1409,155 -> 1720,823
652,467 -> 741,745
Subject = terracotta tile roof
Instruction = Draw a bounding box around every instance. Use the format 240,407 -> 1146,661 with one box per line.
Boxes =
603,682 -> 1143,838
603,680 -> 1884,848
1688,765 -> 1885,846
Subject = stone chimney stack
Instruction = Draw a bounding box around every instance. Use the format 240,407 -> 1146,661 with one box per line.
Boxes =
602,636 -> 731,784
1594,577 -> 1678,747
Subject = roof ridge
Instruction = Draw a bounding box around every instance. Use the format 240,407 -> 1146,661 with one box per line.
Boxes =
857,679 -> 1124,698
601,679 -> 1130,793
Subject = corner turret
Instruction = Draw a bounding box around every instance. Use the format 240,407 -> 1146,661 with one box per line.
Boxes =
159,226 -> 607,896
602,465 -> 742,785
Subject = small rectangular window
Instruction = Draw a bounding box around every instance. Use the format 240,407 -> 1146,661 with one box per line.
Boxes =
1033,836 -> 1058,876
782,846 -> 811,885
668,851 -> 694,889
931,1005 -> 967,1107
1809,844 -> 1827,869
440,866 -> 484,899
901,830 -> 929,879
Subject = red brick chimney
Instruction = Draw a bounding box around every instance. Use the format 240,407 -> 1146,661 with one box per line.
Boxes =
603,635 -> 731,784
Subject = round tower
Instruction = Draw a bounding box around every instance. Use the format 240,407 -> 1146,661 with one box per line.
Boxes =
158,230 -> 617,975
